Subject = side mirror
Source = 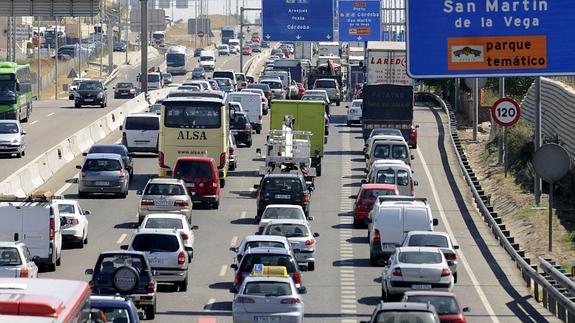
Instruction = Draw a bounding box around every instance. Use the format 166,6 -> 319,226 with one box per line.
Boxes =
363,169 -> 368,174
129,153 -> 136,157
313,232 -> 319,238
253,184 -> 260,189
307,185 -> 315,192
433,218 -> 439,226
82,152 -> 87,156
136,190 -> 143,195
453,245 -> 460,250
192,225 -> 199,230
75,165 -> 82,170
21,130 -> 26,135
113,87 -> 116,89
345,105 -> 349,109
411,155 -> 415,160
416,125 -> 420,128
85,268 -> 94,275
307,216 -> 314,221
229,247 -> 238,253
84,210 -> 91,215
120,244 -> 128,250
462,306 -> 470,312
16,83 -> 20,91
349,195 -> 358,199
414,181 -> 419,186
230,263 -> 238,270
298,286 -> 307,294
152,270 -> 159,276
32,255 -> 40,262
104,87 -> 107,91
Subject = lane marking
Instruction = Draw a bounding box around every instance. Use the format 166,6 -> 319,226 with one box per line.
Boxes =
230,236 -> 238,247
240,211 -> 246,219
47,112 -> 55,117
219,265 -> 227,277
55,175 -> 78,196
116,233 -> 127,244
417,148 -> 499,323
30,120 -> 39,125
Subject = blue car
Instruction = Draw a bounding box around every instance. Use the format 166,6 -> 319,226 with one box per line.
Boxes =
90,295 -> 140,322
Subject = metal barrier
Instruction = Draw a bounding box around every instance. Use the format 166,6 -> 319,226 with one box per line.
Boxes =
417,91 -> 575,322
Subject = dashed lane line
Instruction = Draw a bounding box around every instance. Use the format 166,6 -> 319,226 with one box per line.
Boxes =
30,120 -> 39,125
116,233 -> 127,244
218,264 -> 227,277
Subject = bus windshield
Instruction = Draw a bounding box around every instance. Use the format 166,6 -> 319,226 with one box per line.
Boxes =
167,54 -> 185,66
0,80 -> 16,103
164,102 -> 222,129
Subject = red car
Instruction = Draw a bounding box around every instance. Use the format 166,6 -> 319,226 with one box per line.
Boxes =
351,184 -> 399,228
402,291 -> 469,323
296,82 -> 306,98
172,157 -> 221,209
241,45 -> 252,55
408,124 -> 419,149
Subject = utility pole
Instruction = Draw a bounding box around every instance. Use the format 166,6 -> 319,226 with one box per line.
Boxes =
534,77 -> 542,206
55,18 -> 59,100
125,0 -> 129,64
108,15 -> 114,74
239,7 -> 261,73
78,18 -> 82,77
36,17 -> 41,99
141,0 -> 148,94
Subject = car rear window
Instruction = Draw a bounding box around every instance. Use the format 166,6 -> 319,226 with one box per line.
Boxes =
57,204 -> 76,214
244,282 -> 292,296
392,145 -> 408,159
374,311 -> 437,323
397,170 -> 409,186
213,72 -> 234,79
97,255 -> 146,275
398,251 -> 443,264
84,159 -> 121,171
88,145 -> 125,155
236,74 -> 246,82
174,161 -> 213,179
261,81 -> 282,89
244,241 -> 286,251
145,218 -> 184,230
131,234 -> 179,252
0,247 -> 21,266
407,235 -> 449,248
375,169 -> 396,184
125,116 -> 159,131
315,80 -> 336,88
405,295 -> 460,315
362,189 -> 396,199
240,254 -> 296,273
144,183 -> 186,195
248,84 -> 270,91
261,177 -> 303,192
263,208 -> 303,220
148,74 -> 160,82
373,144 -> 390,158
265,224 -> 308,238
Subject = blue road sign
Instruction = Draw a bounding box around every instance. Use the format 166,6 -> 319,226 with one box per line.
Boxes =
262,0 -> 334,42
338,0 -> 381,42
407,0 -> 575,78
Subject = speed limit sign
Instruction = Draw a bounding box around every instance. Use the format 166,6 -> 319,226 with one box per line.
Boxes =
491,98 -> 521,127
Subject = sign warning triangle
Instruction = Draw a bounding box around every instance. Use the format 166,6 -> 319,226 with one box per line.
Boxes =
68,68 -> 78,79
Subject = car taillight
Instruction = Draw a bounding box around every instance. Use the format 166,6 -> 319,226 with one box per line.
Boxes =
69,218 -> 79,225
49,218 -> 55,240
178,251 -> 186,265
159,151 -> 167,168
219,153 -> 226,169
141,199 -> 154,206
444,252 -> 457,261
175,200 -> 189,207
245,123 -> 252,132
118,169 -> 126,179
292,272 -> 302,285
305,239 -> 315,246
229,146 -> 235,155
235,271 -> 243,285
235,296 -> 255,303
181,233 -> 189,241
302,192 -> 309,203
212,181 -> 218,188
392,267 -> 402,276
281,298 -> 301,304
373,229 -> 381,243
19,267 -> 29,278
258,191 -> 264,201
147,281 -> 156,293
441,268 -> 451,277
122,132 -> 127,142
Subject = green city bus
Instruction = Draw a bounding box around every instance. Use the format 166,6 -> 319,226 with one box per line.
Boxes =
0,62 -> 33,122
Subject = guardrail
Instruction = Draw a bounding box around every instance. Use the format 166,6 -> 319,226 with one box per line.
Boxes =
417,92 -> 575,322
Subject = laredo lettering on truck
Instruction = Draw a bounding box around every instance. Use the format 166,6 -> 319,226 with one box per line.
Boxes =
177,131 -> 208,140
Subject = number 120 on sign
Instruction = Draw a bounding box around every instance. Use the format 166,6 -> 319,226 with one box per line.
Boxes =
491,98 -> 521,127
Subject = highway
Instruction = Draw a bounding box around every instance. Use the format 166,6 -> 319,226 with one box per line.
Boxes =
31,49 -> 561,322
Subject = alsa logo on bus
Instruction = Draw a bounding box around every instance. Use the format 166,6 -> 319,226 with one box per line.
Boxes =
177,130 -> 208,140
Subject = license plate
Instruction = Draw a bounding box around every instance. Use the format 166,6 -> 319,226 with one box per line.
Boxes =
255,317 -> 279,323
95,181 -> 109,186
149,258 -> 165,265
84,99 -> 93,102
275,194 -> 291,199
154,200 -> 173,206
411,284 -> 432,290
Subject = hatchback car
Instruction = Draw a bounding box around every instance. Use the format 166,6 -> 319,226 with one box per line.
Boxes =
247,83 -> 272,101
214,77 -> 234,92
218,44 -> 230,56
173,157 -> 221,209
128,229 -> 189,291
191,66 -> 206,80
137,178 -> 193,224
90,295 -> 139,323
382,247 -> 454,301
366,162 -> 416,197
254,173 -> 312,218
0,242 -> 38,278
141,213 -> 195,259
262,219 -> 319,271
54,199 -> 91,248
230,111 -> 253,147
402,231 -> 459,283
76,153 -> 130,198
86,251 -> 157,319
75,80 -> 107,108
113,82 -> 137,99
230,235 -> 292,264
259,79 -> 285,99
257,204 -> 312,233
402,291 -> 469,323
84,144 -> 134,178
68,78 -> 89,99
351,183 -> 399,228
242,45 -> 252,55
313,79 -> 340,105
162,72 -> 173,85
361,301 -> 441,323
0,119 -> 25,157
346,99 -> 362,126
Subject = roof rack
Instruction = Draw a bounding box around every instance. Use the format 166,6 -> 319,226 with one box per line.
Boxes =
0,191 -> 54,203
377,196 -> 427,204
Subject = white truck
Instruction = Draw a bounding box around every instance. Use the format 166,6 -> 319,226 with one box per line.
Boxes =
0,193 -> 64,271
227,92 -> 263,134
366,41 -> 412,86
318,41 -> 340,56
294,41 -> 313,59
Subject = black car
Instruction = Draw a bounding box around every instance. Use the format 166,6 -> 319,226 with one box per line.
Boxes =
85,251 -> 157,319
254,173 -> 313,219
191,67 -> 206,80
162,73 -> 173,85
84,144 -> 134,177
193,47 -> 203,57
75,80 -> 107,108
113,41 -> 127,52
230,112 -> 253,147
113,82 -> 136,99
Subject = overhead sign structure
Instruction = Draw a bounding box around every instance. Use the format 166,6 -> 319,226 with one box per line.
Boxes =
338,0 -> 381,41
0,0 -> 100,16
491,97 -> 520,127
406,0 -> 575,78
262,0 -> 334,41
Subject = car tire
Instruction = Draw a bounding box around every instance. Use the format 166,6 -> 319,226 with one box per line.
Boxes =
369,253 -> 378,266
84,235 -> 88,245
412,142 -> 418,149
353,217 -> 360,229
256,129 -> 261,134
212,201 -> 220,209
120,190 -> 128,199
336,100 -> 340,106
229,162 -> 236,171
46,262 -> 56,272
179,275 -> 188,292
316,164 -> 322,177
145,305 -> 155,320
263,108 -> 268,116
101,102 -> 105,108
56,254 -> 61,266
75,103 -> 81,108
69,95 -> 74,100
78,233 -> 85,248
78,191 -> 87,199
453,272 -> 458,284
381,287 -> 387,301
308,262 -> 315,271
246,140 -> 252,148
220,178 -> 226,188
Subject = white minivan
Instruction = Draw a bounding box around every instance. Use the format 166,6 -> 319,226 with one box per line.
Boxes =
120,113 -> 160,153
366,161 -> 417,196
368,196 -> 438,265
227,92 -> 263,134
199,50 -> 216,71
367,136 -> 413,169
147,72 -> 163,90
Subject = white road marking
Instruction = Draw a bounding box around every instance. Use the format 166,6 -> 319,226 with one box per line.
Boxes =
219,265 -> 227,277
55,175 -> 78,196
116,233 -> 127,244
29,120 -> 39,125
417,148 -> 500,323
230,236 -> 238,247
240,211 -> 246,219
47,112 -> 55,117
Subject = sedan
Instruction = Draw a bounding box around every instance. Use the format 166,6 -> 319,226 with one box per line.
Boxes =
162,72 -> 173,85
382,247 -> 454,301
0,119 -> 25,158
191,67 -> 206,80
137,178 -> 193,224
402,231 -> 459,283
402,291 -> 470,323
54,199 -> 91,248
140,213 -> 195,259
0,242 -> 38,278
262,219 -> 319,271
76,153 -> 130,198
113,82 -> 136,99
242,45 -> 252,55
257,204 -> 313,233
113,41 -> 127,52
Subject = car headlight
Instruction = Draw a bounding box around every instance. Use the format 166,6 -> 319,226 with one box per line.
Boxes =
97,92 -> 104,98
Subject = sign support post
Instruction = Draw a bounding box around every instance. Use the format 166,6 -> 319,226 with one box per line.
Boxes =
141,0 -> 148,95
534,77 -> 542,206
498,77 -> 505,165
472,78 -> 478,142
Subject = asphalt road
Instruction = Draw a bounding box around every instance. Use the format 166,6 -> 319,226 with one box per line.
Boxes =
34,52 -> 560,322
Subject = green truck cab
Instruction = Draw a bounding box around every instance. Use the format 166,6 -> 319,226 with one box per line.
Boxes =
270,100 -> 325,176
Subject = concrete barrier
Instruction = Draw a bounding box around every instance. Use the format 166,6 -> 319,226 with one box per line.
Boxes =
37,154 -> 53,182
69,128 -> 95,157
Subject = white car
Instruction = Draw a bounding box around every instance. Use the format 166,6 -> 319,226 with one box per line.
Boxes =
346,99 -> 362,126
304,89 -> 330,105
0,241 -> 39,278
0,119 -> 26,158
140,213 -> 195,259
53,199 -> 90,248
402,231 -> 459,283
257,204 -> 313,233
382,247 -> 454,301
262,219 -> 319,271
218,44 -> 230,56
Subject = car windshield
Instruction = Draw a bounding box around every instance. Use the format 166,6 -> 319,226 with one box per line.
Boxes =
371,128 -> 402,137
244,241 -> 286,251
232,114 -> 249,127
193,68 -> 204,74
215,78 -> 231,86
116,82 -> 133,88
200,56 -> 213,61
315,80 -> 336,88
144,183 -> 186,196
0,122 -> 18,134
398,251 -> 443,264
374,311 -> 437,323
125,116 -> 159,131
244,282 -> 292,296
57,204 -> 76,214
175,161 -> 213,179
165,102 -> 222,128
97,255 -> 146,275
79,82 -> 102,91
406,295 -> 460,315
131,234 -> 179,252
83,159 -> 121,171
88,145 -> 125,155
376,169 -> 396,184
266,224 -> 309,238
263,208 -> 304,220
408,235 -> 449,248
352,101 -> 362,108
0,247 -> 21,266
166,54 -> 185,66
362,189 -> 396,199
148,74 -> 160,82
145,218 -> 184,230
240,254 -> 296,273
261,177 -> 302,192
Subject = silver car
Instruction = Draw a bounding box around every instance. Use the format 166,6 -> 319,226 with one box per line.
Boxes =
402,231 -> 459,283
0,241 -> 38,278
76,153 -> 130,198
230,235 -> 291,264
0,119 -> 25,157
382,247 -> 454,301
137,178 -> 193,224
232,268 -> 306,323
313,79 -> 341,105
258,205 -> 313,234
262,219 -> 319,271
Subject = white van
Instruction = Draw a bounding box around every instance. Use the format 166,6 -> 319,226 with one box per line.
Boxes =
120,113 -> 160,153
0,195 -> 63,271
227,92 -> 263,134
367,137 -> 413,169
147,72 -> 162,90
366,161 -> 417,196
199,50 -> 216,71
368,196 -> 438,265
